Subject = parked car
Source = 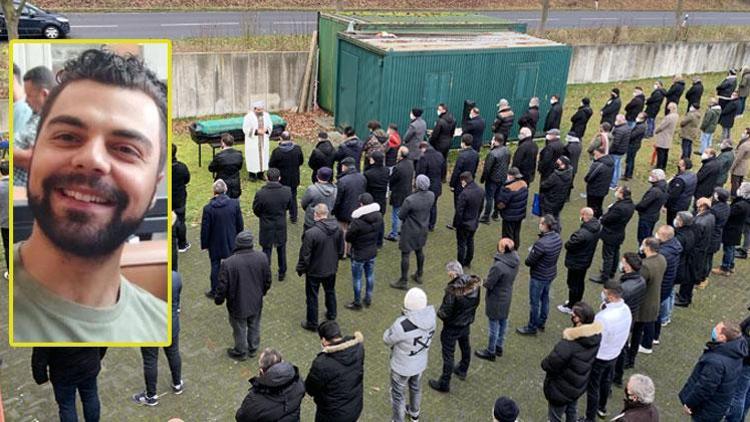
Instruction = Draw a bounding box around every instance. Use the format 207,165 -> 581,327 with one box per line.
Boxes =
0,2 -> 70,39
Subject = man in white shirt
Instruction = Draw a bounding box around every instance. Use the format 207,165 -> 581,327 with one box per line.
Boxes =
582,279 -> 633,422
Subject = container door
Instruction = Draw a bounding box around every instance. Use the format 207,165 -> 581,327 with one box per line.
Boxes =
422,72 -> 453,127
513,63 -> 540,101
337,50 -> 359,129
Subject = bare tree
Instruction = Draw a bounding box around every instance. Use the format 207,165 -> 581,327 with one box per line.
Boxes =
539,0 -> 551,33
1,0 -> 28,40
675,0 -> 684,37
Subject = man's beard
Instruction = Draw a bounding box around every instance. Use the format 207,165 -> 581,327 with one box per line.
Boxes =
28,172 -> 150,260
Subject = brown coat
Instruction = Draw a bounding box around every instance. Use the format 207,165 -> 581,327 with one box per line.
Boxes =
679,110 -> 701,143
636,253 -> 666,322
731,138 -> 750,177
654,113 -> 679,149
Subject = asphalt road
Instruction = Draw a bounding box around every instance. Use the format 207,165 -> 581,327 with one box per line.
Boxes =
64,10 -> 750,39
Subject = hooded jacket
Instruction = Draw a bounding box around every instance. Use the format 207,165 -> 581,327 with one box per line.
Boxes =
526,231 -> 563,281
600,198 -> 636,245
624,94 -> 646,122
209,147 -> 244,199
609,123 -> 632,156
570,104 -> 593,139
269,142 -> 304,188
438,274 -> 481,329
679,338 -> 749,421
201,194 -> 244,261
334,137 -> 363,175
492,107 -> 515,140
429,111 -> 457,154
584,154 -> 615,198
334,168 -> 367,223
645,87 -> 667,118
308,140 -> 336,177
540,165 -> 573,215
296,218 -> 343,278
636,180 -> 668,222
541,322 -> 603,405
564,219 -> 601,270
300,182 -> 337,229
512,136 -> 539,185
235,362 -> 305,422
659,237 -> 683,301
252,181 -> 293,247
215,243 -> 272,319
398,189 -> 435,253
389,158 -> 415,207
383,305 -> 437,377
496,179 -> 528,222
484,251 -> 520,321
345,203 -> 383,261
305,332 -> 365,422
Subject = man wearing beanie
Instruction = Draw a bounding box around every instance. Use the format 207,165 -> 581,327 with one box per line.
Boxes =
345,193 -> 383,310
308,132 -> 336,184
300,167 -> 337,232
391,175 -> 435,290
383,288 -> 436,422
214,230 -> 272,361
305,321 -> 365,422
493,396 -> 520,422
404,108 -> 427,162
601,88 -> 622,126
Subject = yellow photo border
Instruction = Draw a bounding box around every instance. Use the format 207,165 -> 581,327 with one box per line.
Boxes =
8,38 -> 173,348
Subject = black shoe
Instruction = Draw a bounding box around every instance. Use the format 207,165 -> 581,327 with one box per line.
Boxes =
516,326 -> 537,336
204,290 -> 215,299
300,321 -> 318,332
479,216 -> 490,224
452,367 -> 467,381
290,218 -> 298,224
674,299 -> 690,308
385,234 -> 399,242
226,348 -> 247,362
278,273 -> 285,282
345,301 -> 362,310
247,349 -> 258,358
390,280 -> 408,290
363,297 -> 372,307
474,349 -> 496,361
428,227 -> 435,232
495,347 -> 504,357
492,214 -> 500,221
410,273 -> 423,284
428,379 -> 449,393
623,361 -> 634,370
589,275 -> 605,284
736,249 -> 748,259
538,325 -> 546,332
612,379 -> 623,388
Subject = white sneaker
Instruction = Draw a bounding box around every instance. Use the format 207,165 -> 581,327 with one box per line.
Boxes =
638,345 -> 653,354
3,271 -> 7,280
557,304 -> 573,314
579,192 -> 587,199
652,339 -> 660,345
661,319 -> 671,327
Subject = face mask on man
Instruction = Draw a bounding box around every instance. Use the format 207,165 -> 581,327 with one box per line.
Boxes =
600,291 -> 608,304
673,218 -> 680,227
437,110 -> 441,117
711,326 -> 719,342
618,261 -> 625,273
701,153 -> 709,160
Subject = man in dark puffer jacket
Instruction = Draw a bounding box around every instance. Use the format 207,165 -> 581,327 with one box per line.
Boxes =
653,225 -> 682,344
308,132 -> 336,184
344,194 -> 383,310
584,149 -> 615,219
208,133 -> 244,199
306,321 -> 365,422
539,156 -> 573,219
495,167 -> 528,250
542,302 -> 603,422
635,169 -> 668,246
236,348 -> 305,422
559,207 -> 601,314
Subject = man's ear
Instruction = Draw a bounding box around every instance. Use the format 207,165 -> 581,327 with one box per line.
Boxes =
150,171 -> 165,210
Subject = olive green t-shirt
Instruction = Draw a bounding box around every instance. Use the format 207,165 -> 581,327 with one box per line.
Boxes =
12,243 -> 168,344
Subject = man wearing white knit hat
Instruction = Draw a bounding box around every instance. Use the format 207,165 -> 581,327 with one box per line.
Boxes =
243,100 -> 273,182
383,288 -> 436,422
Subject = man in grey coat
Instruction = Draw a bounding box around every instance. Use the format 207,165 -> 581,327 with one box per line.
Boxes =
383,288 -> 436,422
403,108 -> 427,162
300,167 -> 337,231
390,175 -> 435,290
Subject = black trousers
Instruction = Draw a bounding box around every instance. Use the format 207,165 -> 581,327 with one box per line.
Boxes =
613,346 -> 628,385
305,275 -> 337,325
141,336 -> 182,397
585,357 -> 617,420
438,325 -> 471,388
173,206 -> 187,249
587,195 -> 605,219
678,275 -> 696,304
401,249 -> 424,281
1,227 -> 8,269
502,220 -> 522,250
655,147 -> 669,170
566,267 -> 588,306
456,228 -> 476,268
627,321 -> 655,366
287,184 -> 299,222
637,218 -> 657,247
600,240 -> 621,281
262,244 -> 287,276
732,175 -> 744,197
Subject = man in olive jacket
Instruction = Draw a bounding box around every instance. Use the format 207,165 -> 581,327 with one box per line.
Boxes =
679,104 -> 701,159
699,98 -> 721,154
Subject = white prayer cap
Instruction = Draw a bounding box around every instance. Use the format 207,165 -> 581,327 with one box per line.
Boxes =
251,100 -> 265,109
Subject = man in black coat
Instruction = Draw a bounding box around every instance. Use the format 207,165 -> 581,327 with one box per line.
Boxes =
570,97 -> 593,139
308,131 -> 336,184
429,262 -> 481,392
720,92 -> 740,140
344,193 -> 383,310
714,183 -> 750,276
512,127 -> 538,185
334,126 -> 364,176
429,103 -> 457,181
695,148 -> 721,203
386,147 -> 414,241
558,208 -> 601,314
591,186 -> 636,284
215,230 -> 272,360
297,204 -> 344,331
624,87 -> 646,126
544,95 -> 563,132
492,99 -> 515,141
364,151 -> 389,247
172,144 -> 191,252
334,157 -> 367,256
496,168 -> 529,250
644,80 -> 667,137
417,141 -> 445,231
624,112 -> 647,180
664,75 -> 686,115
666,158 -> 697,226
32,347 -> 107,421
391,175 -> 435,289
518,97 -> 541,135
685,76 -> 704,113
584,148 -> 615,218
208,133 -> 243,199
540,156 -> 573,219
601,88 -> 622,125
449,135 -> 480,229
537,129 -> 566,184
305,321 -> 365,422
463,106 -> 486,152
480,134 -> 510,223
235,349 -> 305,422
252,168 -> 293,281
201,179 -> 244,298
455,172 -> 484,268
635,169 -> 669,246
268,132 -> 304,223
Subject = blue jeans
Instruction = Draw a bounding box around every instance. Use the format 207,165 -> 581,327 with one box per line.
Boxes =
483,180 -> 500,218
487,318 -> 508,351
351,257 -> 375,303
52,376 -> 100,422
726,364 -> 750,422
389,206 -> 401,237
722,243 -> 736,271
624,142 -> 640,179
626,120 -> 636,129
610,154 -> 623,188
646,117 -> 656,137
528,277 -> 552,330
637,218 -> 657,247
700,132 -> 713,153
659,294 -> 674,324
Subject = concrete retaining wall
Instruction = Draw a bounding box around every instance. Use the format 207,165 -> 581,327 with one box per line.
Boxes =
568,41 -> 750,84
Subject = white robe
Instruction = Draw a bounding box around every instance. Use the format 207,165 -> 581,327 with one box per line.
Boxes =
243,111 -> 273,173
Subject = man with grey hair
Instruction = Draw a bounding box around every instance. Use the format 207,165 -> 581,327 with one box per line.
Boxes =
611,374 -> 658,421
512,126 -> 538,186
428,261 -> 481,393
518,97 -> 540,134
201,179 -> 244,299
492,98 -> 514,141
14,65 -> 56,187
635,169 -> 668,246
391,175 -> 434,290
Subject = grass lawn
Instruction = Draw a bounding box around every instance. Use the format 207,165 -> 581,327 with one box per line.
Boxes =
1,71 -> 749,420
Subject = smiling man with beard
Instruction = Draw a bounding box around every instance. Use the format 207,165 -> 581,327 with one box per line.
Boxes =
12,48 -> 168,344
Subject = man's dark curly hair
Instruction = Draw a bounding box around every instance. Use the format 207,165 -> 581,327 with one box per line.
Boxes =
36,48 -> 168,170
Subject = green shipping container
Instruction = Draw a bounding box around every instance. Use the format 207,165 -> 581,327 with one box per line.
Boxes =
318,12 -> 527,113
334,32 -> 572,147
